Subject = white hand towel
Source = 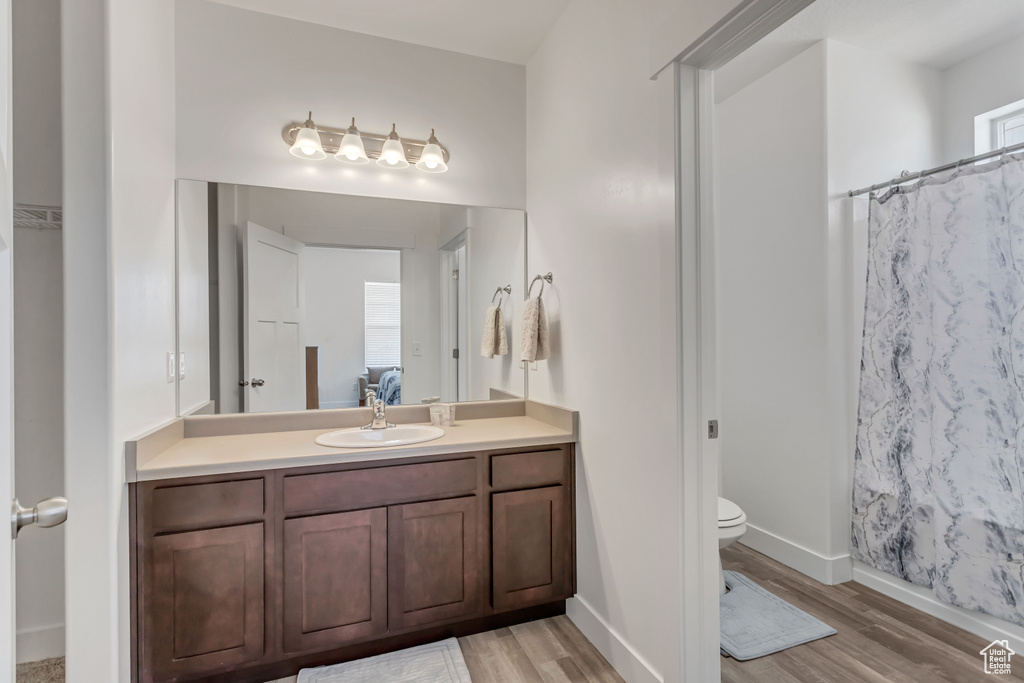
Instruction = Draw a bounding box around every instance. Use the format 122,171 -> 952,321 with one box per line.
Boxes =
479,305 -> 495,358
520,297 -> 550,362
495,305 -> 507,358
480,305 -> 509,358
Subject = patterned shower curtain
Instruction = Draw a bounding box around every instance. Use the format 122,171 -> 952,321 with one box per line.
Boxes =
853,154 -> 1024,627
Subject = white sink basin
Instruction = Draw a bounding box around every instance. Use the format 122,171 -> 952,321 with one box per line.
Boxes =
315,424 -> 445,449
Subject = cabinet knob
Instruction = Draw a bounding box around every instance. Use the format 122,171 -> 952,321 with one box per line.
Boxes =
251,378 -> 266,387
238,380 -> 249,387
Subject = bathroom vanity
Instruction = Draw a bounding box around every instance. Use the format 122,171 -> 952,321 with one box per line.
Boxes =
127,400 -> 577,683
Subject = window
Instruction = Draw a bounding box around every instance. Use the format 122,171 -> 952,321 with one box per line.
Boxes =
364,281 -> 401,366
975,98 -> 1024,154
996,111 -> 1024,148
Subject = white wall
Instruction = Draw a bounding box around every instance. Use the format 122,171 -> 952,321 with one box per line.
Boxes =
175,0 -> 526,210
525,1 -> 681,680
943,33 -> 1024,161
110,0 -> 178,676
12,0 -> 59,208
12,0 -> 65,663
304,248 -> 400,408
465,207 -> 525,401
63,0 -> 177,680
176,179 -> 211,415
716,42 -> 833,574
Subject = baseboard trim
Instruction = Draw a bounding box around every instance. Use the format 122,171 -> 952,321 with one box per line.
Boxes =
17,623 -> 64,664
566,596 -> 663,683
852,561 -> 1024,655
740,524 -> 852,585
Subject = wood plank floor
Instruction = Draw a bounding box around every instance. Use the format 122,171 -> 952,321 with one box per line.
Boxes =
722,543 -> 1024,682
265,615 -> 622,683
459,615 -> 625,683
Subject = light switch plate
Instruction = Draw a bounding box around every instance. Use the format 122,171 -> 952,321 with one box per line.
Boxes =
166,352 -> 176,383
178,352 -> 186,379
412,342 -> 422,356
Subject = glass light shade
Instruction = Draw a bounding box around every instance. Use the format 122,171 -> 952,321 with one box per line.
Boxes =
336,132 -> 369,164
290,126 -> 326,160
377,125 -> 410,168
416,142 -> 448,173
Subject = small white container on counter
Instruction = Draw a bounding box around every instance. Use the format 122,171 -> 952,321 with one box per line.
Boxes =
429,403 -> 456,427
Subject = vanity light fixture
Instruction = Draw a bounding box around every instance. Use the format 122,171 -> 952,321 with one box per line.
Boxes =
282,115 -> 449,172
415,129 -> 448,173
377,124 -> 410,168
335,118 -> 370,164
288,112 -> 327,160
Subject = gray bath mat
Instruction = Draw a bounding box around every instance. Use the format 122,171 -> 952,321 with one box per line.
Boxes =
297,637 -> 471,682
720,570 -> 836,660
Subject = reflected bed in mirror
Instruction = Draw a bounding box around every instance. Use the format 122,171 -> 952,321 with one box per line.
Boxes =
175,181 -> 527,415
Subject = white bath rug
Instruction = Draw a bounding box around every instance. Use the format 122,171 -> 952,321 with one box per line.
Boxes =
296,638 -> 472,683
720,570 -> 836,660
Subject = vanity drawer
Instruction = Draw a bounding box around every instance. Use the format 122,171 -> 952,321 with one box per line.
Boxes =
150,479 -> 265,532
490,447 -> 569,491
282,458 -> 478,515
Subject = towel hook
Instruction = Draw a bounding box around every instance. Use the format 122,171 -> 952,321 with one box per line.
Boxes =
491,285 -> 511,306
529,272 -> 553,299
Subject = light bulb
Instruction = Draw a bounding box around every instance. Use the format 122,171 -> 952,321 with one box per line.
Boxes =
376,124 -> 410,168
335,118 -> 370,164
415,129 -> 448,173
289,113 -> 327,160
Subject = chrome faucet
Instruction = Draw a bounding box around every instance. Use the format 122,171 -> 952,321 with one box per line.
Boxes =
362,390 -> 394,430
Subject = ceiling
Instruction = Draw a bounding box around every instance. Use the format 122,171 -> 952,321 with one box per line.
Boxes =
717,0 -> 1024,101
206,0 -> 571,65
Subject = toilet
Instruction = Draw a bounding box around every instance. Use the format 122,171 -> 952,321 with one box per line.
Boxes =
718,497 -> 747,595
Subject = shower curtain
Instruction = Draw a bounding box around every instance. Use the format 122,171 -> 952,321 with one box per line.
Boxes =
853,153 -> 1024,627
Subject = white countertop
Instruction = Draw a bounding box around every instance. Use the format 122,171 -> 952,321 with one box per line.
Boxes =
134,414 -> 574,481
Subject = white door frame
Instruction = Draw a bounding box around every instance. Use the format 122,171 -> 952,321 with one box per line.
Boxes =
670,2 -> 817,680
439,231 -> 467,402
674,63 -> 721,683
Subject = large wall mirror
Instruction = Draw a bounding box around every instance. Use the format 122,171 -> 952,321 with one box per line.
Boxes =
176,180 -> 527,416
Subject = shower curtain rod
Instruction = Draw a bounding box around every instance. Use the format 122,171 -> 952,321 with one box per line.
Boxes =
848,140 -> 1024,198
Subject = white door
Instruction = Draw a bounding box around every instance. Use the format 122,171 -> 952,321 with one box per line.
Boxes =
0,0 -> 13,673
242,222 -> 305,413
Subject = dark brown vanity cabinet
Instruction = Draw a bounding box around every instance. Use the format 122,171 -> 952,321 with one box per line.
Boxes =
132,444 -> 574,683
490,448 -> 574,612
282,508 -> 388,653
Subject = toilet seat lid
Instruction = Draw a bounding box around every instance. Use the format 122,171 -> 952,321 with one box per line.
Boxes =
718,497 -> 744,524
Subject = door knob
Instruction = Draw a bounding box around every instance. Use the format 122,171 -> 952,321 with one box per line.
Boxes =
12,496 -> 68,539
251,378 -> 266,387
238,379 -> 249,387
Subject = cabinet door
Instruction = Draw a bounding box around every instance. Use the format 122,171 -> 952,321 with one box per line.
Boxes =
492,486 -> 571,611
283,508 -> 387,653
146,523 -> 264,682
388,496 -> 480,629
